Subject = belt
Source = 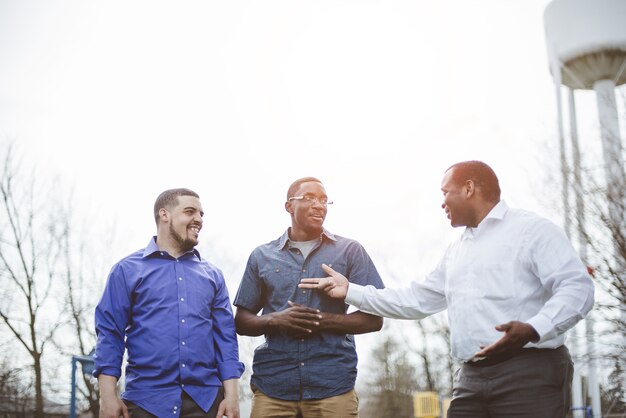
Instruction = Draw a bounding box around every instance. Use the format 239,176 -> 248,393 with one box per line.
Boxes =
466,348 -> 535,367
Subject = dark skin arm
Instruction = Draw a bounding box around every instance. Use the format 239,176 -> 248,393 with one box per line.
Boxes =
315,309 -> 383,334
235,303 -> 322,337
235,303 -> 383,337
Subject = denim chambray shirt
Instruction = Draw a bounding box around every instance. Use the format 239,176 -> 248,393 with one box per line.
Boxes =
234,229 -> 384,401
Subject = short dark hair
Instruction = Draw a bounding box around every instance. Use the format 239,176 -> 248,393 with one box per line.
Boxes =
286,177 -> 323,200
154,188 -> 200,224
445,161 -> 501,202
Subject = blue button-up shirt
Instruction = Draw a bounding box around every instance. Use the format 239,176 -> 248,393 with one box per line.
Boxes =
234,229 -> 384,401
94,237 -> 244,417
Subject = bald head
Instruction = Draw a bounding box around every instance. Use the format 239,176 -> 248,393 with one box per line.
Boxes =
445,161 -> 501,203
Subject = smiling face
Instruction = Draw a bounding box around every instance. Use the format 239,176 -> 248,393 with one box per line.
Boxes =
286,180 -> 328,241
160,195 -> 204,254
441,168 -> 474,228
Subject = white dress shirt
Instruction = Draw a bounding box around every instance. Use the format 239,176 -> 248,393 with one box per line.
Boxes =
346,200 -> 595,362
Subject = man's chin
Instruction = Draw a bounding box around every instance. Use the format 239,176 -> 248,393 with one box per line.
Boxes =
182,238 -> 198,250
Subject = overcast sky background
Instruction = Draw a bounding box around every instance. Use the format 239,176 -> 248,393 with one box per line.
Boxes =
2,0 -> 604,273
1,0 -> 624,408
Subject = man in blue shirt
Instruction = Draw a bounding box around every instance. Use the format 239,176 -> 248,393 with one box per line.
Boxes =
234,177 -> 384,418
94,188 -> 244,418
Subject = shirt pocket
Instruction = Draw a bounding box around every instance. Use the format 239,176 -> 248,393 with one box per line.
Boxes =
478,262 -> 516,302
259,265 -> 299,311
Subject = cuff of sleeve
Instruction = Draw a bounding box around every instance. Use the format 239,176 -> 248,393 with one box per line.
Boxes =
218,361 -> 245,381
345,283 -> 365,308
526,314 -> 554,344
93,367 -> 121,379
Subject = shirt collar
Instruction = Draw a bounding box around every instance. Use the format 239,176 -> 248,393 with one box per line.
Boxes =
461,200 -> 508,240
277,228 -> 337,250
142,236 -> 202,260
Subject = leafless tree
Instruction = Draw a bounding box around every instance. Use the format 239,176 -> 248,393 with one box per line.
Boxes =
53,199 -> 103,417
411,314 -> 455,397
360,325 -> 420,418
0,142 -> 69,418
0,356 -> 32,416
536,89 -> 626,406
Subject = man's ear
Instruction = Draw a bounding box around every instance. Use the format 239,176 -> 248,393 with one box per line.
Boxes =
159,207 -> 169,223
464,180 -> 475,198
285,201 -> 294,214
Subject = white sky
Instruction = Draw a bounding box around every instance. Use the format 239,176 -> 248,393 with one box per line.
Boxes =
0,0 -> 578,269
1,0 -> 623,406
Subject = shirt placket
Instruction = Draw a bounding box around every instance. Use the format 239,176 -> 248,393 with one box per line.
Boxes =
293,243 -> 322,400
175,258 -> 188,414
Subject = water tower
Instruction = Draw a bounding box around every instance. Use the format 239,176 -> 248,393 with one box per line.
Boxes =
544,0 -> 626,417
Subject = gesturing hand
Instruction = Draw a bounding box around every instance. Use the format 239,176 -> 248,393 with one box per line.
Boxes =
299,264 -> 349,299
474,321 -> 539,359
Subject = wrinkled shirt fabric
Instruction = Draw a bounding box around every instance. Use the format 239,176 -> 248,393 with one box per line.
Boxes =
94,237 -> 244,417
346,201 -> 595,362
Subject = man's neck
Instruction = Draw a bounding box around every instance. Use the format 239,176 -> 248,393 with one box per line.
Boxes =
471,200 -> 500,227
156,234 -> 186,258
289,227 -> 322,242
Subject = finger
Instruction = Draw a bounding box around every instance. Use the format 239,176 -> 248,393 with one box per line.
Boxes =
299,278 -> 333,290
288,301 -> 321,314
321,263 -> 337,275
474,345 -> 493,357
299,278 -> 321,284
495,321 -> 512,332
290,312 -> 323,321
288,325 -> 314,334
122,404 -> 130,418
475,337 -> 506,357
215,401 -> 225,418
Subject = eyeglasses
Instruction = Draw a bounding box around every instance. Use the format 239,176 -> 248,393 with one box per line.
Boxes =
288,195 -> 334,207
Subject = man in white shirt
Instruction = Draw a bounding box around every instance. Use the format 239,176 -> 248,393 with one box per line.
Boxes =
299,160 -> 595,418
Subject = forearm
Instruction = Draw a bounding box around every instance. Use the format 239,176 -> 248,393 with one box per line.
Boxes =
98,374 -> 128,418
98,374 -> 119,399
223,378 -> 239,400
318,310 -> 383,334
347,281 -> 446,320
235,308 -> 273,336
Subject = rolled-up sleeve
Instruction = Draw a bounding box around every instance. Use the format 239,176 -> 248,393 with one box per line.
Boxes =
212,270 -> 245,381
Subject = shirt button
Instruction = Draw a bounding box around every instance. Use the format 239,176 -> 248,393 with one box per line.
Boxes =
182,341 -> 186,345
300,362 -> 304,366
180,298 -> 184,301
178,277 -> 182,281
174,406 -> 178,410
302,269 -> 306,272
181,319 -> 185,323
182,364 -> 186,368
182,384 -> 185,388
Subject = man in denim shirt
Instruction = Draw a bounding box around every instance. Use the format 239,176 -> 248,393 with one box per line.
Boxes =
234,177 -> 385,418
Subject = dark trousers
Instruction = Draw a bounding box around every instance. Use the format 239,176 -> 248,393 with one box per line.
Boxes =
448,346 -> 573,418
124,389 -> 224,418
